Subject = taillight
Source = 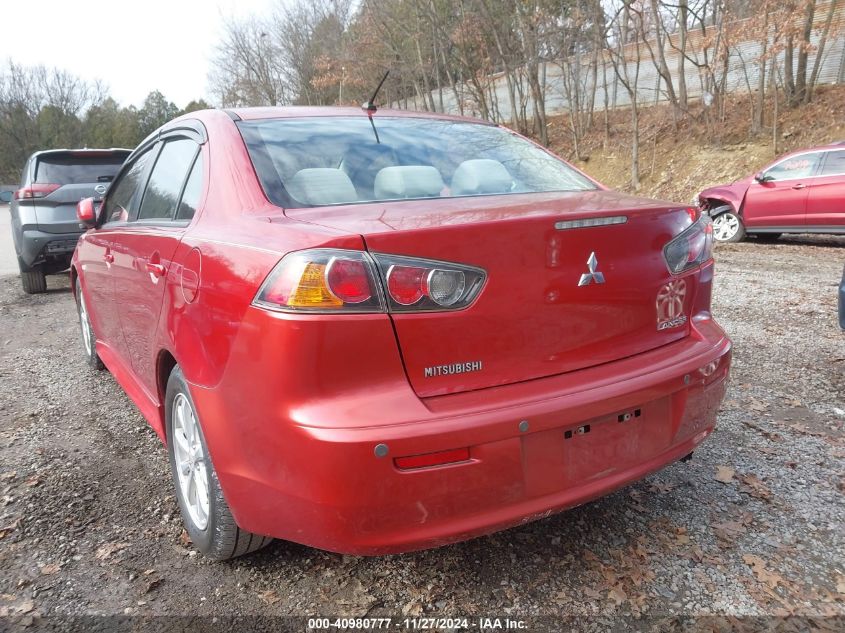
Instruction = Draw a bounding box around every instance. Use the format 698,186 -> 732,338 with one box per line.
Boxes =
374,253 -> 485,312
253,249 -> 383,313
253,249 -> 486,314
663,216 -> 713,274
15,184 -> 60,200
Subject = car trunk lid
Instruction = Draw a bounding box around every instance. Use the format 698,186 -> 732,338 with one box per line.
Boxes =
287,191 -> 699,397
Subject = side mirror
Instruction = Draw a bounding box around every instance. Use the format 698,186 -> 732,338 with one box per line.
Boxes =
0,190 -> 12,203
77,197 -> 97,228
754,173 -> 773,183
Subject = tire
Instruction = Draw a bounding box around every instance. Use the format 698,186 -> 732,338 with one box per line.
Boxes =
20,269 -> 47,294
755,233 -> 782,242
75,278 -> 104,370
711,209 -> 746,243
165,366 -> 272,560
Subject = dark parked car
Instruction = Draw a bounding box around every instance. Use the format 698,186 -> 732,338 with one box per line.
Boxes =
10,148 -> 130,293
698,142 -> 845,242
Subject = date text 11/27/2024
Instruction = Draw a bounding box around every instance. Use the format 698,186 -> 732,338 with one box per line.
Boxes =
307,617 -> 528,630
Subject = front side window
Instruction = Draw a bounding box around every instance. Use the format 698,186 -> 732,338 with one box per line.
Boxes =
763,152 -> 822,181
102,148 -> 154,224
238,116 -> 597,208
820,150 -> 845,176
138,139 -> 199,221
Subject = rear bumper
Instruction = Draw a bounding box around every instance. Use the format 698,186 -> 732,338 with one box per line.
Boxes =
19,228 -> 81,267
191,317 -> 731,555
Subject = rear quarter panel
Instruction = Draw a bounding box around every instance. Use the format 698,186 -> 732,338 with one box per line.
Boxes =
154,111 -> 368,391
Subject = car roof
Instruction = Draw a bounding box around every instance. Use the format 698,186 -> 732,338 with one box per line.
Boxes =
223,106 -> 496,126
782,142 -> 845,156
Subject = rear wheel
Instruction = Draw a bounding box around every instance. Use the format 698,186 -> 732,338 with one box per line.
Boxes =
166,366 -> 272,560
75,278 -> 104,370
711,210 -> 746,243
20,268 -> 47,294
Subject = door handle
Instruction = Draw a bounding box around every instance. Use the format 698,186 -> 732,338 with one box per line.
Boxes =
792,183 -> 806,189
145,262 -> 167,277
103,252 -> 114,264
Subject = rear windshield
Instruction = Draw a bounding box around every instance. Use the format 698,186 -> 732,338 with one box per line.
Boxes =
238,116 -> 596,208
34,154 -> 128,185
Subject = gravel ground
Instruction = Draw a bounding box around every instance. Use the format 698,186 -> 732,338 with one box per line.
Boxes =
0,235 -> 843,631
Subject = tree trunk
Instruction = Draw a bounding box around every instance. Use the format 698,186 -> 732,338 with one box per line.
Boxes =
806,0 -> 838,103
753,7 -> 770,134
793,0 -> 816,105
646,0 -> 678,117
784,34 -> 796,103
677,0 -> 688,109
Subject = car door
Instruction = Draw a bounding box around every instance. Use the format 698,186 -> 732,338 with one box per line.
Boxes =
805,149 -> 845,228
109,135 -> 202,395
742,151 -> 824,229
78,147 -> 155,354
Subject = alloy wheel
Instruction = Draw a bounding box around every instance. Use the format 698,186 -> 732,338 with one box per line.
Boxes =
171,393 -> 210,530
78,289 -> 93,356
712,213 -> 740,241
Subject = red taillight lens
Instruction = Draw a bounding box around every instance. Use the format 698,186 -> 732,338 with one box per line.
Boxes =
394,447 -> 471,470
253,249 -> 383,313
77,197 -> 96,223
253,250 -> 487,314
685,206 -> 699,222
326,258 -> 372,304
386,265 -> 426,305
663,216 -> 713,274
374,254 -> 485,312
15,184 -> 60,200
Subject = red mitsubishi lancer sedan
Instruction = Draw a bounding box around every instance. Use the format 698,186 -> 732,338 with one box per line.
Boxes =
71,107 -> 731,560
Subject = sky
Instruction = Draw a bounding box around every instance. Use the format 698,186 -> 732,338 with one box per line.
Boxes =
0,0 -> 277,108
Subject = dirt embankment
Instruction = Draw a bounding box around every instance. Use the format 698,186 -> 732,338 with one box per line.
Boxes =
548,84 -> 845,204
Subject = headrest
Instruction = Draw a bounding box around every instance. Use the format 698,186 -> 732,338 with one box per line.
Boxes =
374,166 -> 445,200
450,159 -> 513,196
287,168 -> 358,206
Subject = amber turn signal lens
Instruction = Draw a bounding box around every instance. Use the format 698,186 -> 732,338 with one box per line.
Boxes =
253,249 -> 383,313
286,263 -> 343,308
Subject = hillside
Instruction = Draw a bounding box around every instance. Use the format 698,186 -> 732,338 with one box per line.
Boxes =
547,84 -> 845,205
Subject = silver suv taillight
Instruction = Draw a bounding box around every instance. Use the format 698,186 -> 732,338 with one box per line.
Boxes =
253,249 -> 486,314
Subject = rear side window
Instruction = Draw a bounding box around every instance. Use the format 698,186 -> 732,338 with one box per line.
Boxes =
102,149 -> 154,224
138,139 -> 199,221
176,153 -> 204,221
820,150 -> 845,176
35,154 -> 127,185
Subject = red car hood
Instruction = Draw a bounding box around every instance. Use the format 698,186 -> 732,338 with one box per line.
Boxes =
699,177 -> 752,210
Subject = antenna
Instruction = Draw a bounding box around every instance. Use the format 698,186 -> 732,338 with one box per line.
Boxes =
362,70 -> 390,114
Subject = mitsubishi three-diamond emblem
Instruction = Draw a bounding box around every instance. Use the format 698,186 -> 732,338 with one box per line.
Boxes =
578,252 -> 605,286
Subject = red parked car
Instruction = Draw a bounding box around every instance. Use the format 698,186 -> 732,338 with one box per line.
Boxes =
71,108 -> 731,560
699,142 -> 845,242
